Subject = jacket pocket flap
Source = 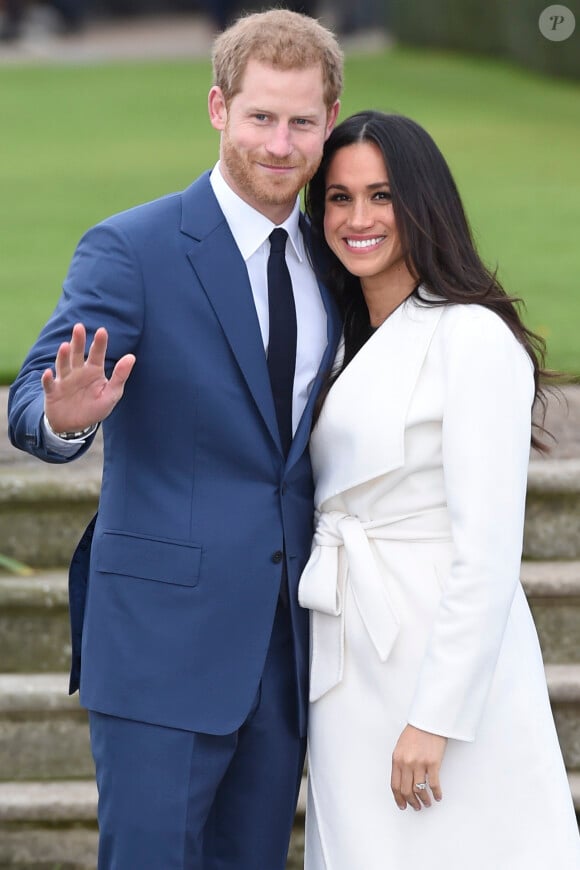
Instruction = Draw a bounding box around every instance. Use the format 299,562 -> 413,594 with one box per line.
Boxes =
95,531 -> 202,587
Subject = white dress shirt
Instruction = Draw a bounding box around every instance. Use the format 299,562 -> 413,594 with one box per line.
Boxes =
43,163 -> 328,453
210,162 -> 328,433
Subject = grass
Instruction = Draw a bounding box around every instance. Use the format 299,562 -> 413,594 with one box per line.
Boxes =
1,48 -> 579,380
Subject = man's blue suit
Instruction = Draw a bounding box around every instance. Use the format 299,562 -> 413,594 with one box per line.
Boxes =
8,171 -> 341,866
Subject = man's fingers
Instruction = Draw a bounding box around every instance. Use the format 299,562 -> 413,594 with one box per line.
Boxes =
54,341 -> 72,380
69,323 -> 87,368
86,327 -> 109,368
41,368 -> 55,395
44,330 -> 133,430
109,354 -> 136,394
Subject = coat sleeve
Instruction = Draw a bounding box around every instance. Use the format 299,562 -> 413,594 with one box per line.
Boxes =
407,305 -> 535,741
8,220 -> 144,464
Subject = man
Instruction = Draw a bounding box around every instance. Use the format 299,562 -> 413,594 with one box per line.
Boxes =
8,10 -> 342,869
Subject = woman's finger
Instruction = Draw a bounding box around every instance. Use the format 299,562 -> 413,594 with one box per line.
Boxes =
390,762 -> 407,810
413,774 -> 431,808
401,766 -> 421,811
427,762 -> 443,802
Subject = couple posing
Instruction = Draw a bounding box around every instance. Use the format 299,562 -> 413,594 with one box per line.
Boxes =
8,9 -> 579,869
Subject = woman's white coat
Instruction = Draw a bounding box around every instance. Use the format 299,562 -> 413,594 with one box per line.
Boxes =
299,297 -> 580,869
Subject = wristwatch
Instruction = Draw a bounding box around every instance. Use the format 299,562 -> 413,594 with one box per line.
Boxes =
45,417 -> 97,441
54,425 -> 96,441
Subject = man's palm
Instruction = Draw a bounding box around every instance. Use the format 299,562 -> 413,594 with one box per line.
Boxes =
42,323 -> 135,432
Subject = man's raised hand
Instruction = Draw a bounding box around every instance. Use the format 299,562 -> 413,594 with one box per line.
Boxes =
42,323 -> 136,433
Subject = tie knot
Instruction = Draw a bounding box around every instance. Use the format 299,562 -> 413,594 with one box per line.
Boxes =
269,228 -> 288,253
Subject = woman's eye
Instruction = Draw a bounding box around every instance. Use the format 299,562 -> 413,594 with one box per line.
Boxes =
328,193 -> 349,203
374,191 -> 392,201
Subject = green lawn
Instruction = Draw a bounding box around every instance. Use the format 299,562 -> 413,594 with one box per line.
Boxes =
1,48 -> 579,381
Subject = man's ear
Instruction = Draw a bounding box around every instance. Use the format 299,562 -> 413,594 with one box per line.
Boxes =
325,100 -> 340,141
208,86 -> 227,131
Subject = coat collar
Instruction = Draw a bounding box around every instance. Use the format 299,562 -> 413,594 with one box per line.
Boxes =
310,295 -> 444,507
180,171 -> 224,241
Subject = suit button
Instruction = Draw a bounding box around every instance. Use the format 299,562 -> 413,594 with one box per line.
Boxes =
271,550 -> 284,564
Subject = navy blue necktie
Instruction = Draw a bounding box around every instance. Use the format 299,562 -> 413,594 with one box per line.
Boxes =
267,228 -> 297,457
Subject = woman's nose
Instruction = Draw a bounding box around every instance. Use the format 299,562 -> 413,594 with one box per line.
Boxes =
348,200 -> 374,229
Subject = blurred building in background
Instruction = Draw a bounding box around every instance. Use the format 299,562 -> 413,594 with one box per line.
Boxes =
0,0 -> 388,42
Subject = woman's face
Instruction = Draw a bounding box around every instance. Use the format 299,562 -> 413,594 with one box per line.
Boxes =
323,141 -> 412,289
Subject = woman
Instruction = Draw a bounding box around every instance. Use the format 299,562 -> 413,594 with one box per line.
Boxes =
298,111 -> 580,869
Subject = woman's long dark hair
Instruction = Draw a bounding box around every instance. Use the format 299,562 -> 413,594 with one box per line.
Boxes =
306,110 -> 550,450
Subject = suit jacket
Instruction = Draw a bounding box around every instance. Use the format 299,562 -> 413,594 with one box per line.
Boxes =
8,172 -> 341,736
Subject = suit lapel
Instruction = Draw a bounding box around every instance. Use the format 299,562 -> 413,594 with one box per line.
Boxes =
182,178 -> 342,464
287,276 -> 341,469
182,175 -> 280,450
311,296 -> 444,507
286,218 -> 342,470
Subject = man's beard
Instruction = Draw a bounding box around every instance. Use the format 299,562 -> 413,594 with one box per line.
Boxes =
221,128 -> 320,209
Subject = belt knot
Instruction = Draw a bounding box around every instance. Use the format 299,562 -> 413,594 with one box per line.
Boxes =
299,507 -> 451,701
299,510 -> 400,701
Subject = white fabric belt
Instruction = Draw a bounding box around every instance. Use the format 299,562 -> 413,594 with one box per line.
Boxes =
298,508 -> 452,702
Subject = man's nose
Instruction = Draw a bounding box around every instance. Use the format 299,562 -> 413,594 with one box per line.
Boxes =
265,124 -> 293,158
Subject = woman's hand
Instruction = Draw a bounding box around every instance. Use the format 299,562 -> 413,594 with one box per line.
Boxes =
391,724 -> 447,811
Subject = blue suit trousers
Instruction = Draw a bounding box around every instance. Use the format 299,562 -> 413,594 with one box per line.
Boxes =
89,602 -> 306,869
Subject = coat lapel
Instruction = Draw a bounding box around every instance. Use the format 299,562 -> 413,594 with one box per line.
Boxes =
287,276 -> 341,469
286,219 -> 342,470
311,297 -> 444,507
181,174 -> 280,450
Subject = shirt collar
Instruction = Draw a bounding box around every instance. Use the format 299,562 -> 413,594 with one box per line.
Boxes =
210,162 -> 304,263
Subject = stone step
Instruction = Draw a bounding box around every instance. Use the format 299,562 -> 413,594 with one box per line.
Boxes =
0,772 -> 576,869
0,780 -> 98,869
525,460 -> 580,559
1,665 -> 580,782
0,779 -> 306,869
521,561 -> 580,663
0,674 -> 93,782
0,662 -> 297,785
545,664 -> 580,771
2,459 -> 580,566
570,770 -> 580,810
1,561 -> 579,673
0,465 -> 100,568
0,572 -> 70,673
